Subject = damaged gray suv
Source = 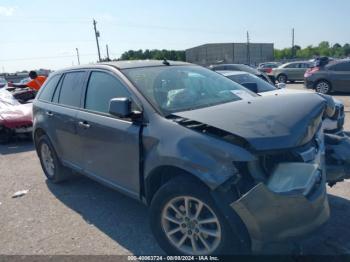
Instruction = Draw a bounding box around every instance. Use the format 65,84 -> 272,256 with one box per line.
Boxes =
33,60 -> 350,255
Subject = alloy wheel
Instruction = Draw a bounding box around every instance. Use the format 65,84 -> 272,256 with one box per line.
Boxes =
316,81 -> 330,94
41,143 -> 55,177
161,196 -> 221,255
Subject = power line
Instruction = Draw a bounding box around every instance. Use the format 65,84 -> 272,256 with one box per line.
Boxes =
0,53 -> 96,62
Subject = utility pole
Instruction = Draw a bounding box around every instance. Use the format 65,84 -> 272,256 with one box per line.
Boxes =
246,31 -> 250,65
93,19 -> 101,62
292,28 -> 295,58
76,48 -> 80,65
106,44 -> 110,61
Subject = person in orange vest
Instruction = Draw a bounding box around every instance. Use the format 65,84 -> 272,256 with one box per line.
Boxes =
8,71 -> 47,91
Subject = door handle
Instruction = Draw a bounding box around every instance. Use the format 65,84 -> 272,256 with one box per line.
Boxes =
78,121 -> 91,129
46,111 -> 54,117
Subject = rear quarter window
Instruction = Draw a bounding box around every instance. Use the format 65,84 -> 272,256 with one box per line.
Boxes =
58,71 -> 86,107
38,74 -> 61,102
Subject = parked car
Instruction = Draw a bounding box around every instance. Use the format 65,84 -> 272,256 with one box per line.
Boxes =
257,62 -> 281,74
209,63 -> 273,84
217,70 -> 345,135
0,88 -> 34,143
270,61 -> 313,83
304,59 -> 350,94
0,77 -> 7,88
33,60 -> 350,255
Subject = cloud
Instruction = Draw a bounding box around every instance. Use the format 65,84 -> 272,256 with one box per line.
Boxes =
97,13 -> 116,22
0,6 -> 16,16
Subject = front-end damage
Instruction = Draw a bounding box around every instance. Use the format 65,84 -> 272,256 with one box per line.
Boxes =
325,132 -> 350,185
165,93 -> 349,252
231,162 -> 329,251
225,128 -> 330,252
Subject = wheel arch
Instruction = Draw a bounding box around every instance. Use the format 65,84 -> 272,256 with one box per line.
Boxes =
314,79 -> 332,90
144,165 -> 209,205
33,128 -> 47,149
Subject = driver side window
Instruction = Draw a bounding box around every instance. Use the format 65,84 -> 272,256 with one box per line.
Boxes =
85,71 -> 131,114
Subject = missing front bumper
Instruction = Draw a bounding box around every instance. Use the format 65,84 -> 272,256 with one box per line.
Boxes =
230,162 -> 330,252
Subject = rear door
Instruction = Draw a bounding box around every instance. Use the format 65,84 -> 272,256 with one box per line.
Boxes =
328,62 -> 350,92
297,63 -> 311,80
49,71 -> 87,170
283,63 -> 298,80
76,70 -> 141,197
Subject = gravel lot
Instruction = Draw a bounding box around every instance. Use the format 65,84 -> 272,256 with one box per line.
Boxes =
0,83 -> 349,255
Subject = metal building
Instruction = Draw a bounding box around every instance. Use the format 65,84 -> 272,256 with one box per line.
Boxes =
186,43 -> 274,66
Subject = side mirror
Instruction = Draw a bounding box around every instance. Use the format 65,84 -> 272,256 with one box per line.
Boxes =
241,82 -> 258,93
109,97 -> 132,118
109,97 -> 143,121
276,83 -> 286,89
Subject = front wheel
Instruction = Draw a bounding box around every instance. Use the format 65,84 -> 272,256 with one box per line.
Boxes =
150,177 -> 243,255
315,80 -> 331,94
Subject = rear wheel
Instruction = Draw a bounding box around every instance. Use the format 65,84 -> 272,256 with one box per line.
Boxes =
315,80 -> 331,94
37,135 -> 72,183
277,74 -> 287,83
150,177 -> 243,255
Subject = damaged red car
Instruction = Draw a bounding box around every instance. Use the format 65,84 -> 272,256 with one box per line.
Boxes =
0,88 -> 35,143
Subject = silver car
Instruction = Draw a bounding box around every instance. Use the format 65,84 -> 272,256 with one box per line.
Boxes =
270,61 -> 313,83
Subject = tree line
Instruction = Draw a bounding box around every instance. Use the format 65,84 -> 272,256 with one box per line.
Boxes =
118,49 -> 186,61
274,41 -> 350,60
109,41 -> 350,62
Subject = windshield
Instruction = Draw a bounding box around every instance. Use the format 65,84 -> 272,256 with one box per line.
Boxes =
226,73 -> 276,92
122,65 -> 257,115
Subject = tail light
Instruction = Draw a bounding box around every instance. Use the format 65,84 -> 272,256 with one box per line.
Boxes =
265,68 -> 273,74
304,67 -> 319,78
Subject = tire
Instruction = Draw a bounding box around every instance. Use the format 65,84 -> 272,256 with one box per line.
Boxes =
149,177 -> 243,255
315,80 -> 332,94
37,134 -> 71,183
0,127 -> 12,144
277,74 -> 287,83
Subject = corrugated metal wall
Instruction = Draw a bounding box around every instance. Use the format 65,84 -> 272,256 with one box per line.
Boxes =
186,43 -> 274,66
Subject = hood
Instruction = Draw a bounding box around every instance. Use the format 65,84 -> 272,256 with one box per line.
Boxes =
174,93 -> 327,151
259,88 -> 312,97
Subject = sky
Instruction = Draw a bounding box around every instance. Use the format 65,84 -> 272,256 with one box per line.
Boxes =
0,0 -> 349,72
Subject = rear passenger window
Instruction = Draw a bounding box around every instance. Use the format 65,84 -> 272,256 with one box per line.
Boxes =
85,71 -> 130,114
58,72 -> 85,107
39,74 -> 61,102
330,62 -> 350,71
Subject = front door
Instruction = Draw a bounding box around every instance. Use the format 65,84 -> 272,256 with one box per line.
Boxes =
77,70 -> 141,197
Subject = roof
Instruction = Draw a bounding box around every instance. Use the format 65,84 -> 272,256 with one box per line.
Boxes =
52,60 -> 192,74
102,60 -> 191,69
216,70 -> 248,76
